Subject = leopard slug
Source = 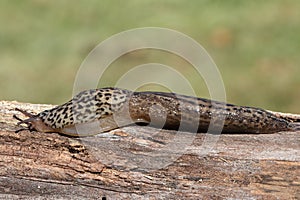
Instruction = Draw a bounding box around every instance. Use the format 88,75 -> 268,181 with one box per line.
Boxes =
14,87 -> 300,136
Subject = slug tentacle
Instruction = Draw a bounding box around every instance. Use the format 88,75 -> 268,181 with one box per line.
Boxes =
14,87 -> 300,136
15,108 -> 36,118
13,108 -> 37,132
14,108 -> 57,133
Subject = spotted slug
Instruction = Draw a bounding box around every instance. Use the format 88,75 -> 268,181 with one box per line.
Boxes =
14,87 -> 300,136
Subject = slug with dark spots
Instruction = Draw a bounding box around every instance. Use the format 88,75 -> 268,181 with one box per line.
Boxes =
14,87 -> 300,136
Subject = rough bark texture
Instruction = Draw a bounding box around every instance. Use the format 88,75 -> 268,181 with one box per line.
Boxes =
0,101 -> 299,199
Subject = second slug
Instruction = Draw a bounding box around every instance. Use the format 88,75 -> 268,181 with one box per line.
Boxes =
14,87 -> 300,136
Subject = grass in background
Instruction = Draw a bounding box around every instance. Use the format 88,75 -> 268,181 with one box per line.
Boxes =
0,0 -> 299,113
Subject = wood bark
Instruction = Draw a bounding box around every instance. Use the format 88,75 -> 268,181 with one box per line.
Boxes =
0,101 -> 299,199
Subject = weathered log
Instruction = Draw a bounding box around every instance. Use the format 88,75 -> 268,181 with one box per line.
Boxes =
0,101 -> 299,199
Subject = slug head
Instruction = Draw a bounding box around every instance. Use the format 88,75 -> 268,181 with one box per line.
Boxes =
14,108 -> 56,133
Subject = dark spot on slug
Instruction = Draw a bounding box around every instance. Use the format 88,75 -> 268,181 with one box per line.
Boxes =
256,110 -> 264,115
77,104 -> 84,109
85,109 -> 92,114
96,102 -> 103,107
226,103 -> 235,107
97,107 -> 105,112
244,109 -> 252,113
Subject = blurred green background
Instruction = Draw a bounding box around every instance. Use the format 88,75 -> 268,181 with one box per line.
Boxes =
0,0 -> 299,113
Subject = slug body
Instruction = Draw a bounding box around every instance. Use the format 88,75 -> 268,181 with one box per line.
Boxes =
15,87 -> 300,136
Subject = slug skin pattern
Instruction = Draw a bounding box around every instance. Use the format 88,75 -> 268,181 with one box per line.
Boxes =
38,88 -> 130,129
15,87 -> 300,136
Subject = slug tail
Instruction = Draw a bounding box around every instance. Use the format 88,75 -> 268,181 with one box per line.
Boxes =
288,123 -> 300,132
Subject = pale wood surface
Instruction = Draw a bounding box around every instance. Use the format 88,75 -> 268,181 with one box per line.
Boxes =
0,101 -> 299,199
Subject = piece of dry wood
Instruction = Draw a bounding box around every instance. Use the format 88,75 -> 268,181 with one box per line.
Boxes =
0,101 -> 299,199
